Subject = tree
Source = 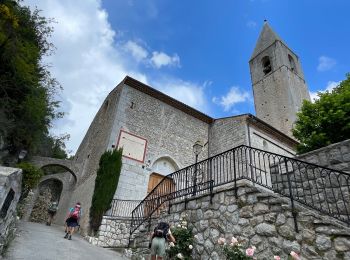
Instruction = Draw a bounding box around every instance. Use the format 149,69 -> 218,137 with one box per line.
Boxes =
0,0 -> 64,159
293,73 -> 350,153
90,148 -> 123,233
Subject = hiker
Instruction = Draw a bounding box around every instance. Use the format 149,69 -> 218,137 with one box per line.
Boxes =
64,202 -> 82,240
46,201 -> 58,226
150,222 -> 175,260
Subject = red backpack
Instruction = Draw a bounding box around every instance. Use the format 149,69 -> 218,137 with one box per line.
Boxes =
71,207 -> 80,219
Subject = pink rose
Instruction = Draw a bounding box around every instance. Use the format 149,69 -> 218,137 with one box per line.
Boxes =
245,247 -> 255,257
274,256 -> 281,260
218,237 -> 226,245
290,251 -> 301,260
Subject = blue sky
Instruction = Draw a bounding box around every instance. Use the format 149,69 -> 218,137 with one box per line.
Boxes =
25,0 -> 350,153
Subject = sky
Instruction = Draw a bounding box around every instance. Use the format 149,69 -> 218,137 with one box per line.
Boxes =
24,0 -> 350,154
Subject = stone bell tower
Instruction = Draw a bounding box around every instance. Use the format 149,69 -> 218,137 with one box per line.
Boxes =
249,22 -> 310,138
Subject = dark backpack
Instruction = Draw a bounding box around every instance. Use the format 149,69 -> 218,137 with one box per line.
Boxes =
153,222 -> 169,238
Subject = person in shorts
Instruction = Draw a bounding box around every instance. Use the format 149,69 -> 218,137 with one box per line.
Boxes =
150,222 -> 175,260
64,202 -> 82,240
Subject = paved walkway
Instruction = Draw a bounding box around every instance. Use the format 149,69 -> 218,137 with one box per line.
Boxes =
4,221 -> 128,260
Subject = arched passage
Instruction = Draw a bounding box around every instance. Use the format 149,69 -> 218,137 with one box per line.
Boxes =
40,164 -> 77,183
30,156 -> 78,183
30,178 -> 63,223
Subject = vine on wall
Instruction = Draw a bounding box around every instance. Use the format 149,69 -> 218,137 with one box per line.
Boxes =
89,148 -> 123,233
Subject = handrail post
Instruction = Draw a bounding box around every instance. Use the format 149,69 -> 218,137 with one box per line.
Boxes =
128,212 -> 133,248
233,149 -> 238,199
193,156 -> 198,196
209,158 -> 213,204
284,158 -> 299,233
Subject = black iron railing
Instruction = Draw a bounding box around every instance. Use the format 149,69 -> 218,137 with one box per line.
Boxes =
105,199 -> 142,218
130,145 -> 350,236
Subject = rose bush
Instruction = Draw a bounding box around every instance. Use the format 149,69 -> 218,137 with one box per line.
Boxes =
166,218 -> 194,259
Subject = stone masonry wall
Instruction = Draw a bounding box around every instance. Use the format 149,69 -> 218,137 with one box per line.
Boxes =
0,167 -> 22,254
270,139 -> 350,225
133,180 -> 350,259
297,139 -> 350,173
95,216 -> 131,248
109,84 -> 209,201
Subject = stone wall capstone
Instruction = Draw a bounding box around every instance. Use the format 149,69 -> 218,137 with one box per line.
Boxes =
0,166 -> 22,254
296,139 -> 350,173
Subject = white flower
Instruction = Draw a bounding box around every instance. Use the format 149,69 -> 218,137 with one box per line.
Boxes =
231,236 -> 238,245
218,237 -> 226,245
177,224 -> 181,228
176,253 -> 184,259
189,245 -> 193,249
169,242 -> 175,247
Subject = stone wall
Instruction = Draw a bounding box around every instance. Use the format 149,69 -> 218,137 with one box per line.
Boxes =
297,139 -> 350,173
132,180 -> 350,259
94,216 -> 131,248
109,84 -> 209,201
270,139 -> 350,225
0,166 -> 22,254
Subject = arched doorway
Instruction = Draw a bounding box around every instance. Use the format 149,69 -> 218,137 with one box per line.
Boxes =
30,178 -> 63,223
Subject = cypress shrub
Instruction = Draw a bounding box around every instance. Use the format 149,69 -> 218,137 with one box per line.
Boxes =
89,148 -> 122,233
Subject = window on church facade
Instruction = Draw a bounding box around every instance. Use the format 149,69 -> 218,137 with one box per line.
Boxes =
262,56 -> 272,75
288,54 -> 297,73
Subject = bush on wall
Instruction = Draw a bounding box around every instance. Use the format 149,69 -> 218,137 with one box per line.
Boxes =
17,162 -> 44,199
89,148 -> 122,233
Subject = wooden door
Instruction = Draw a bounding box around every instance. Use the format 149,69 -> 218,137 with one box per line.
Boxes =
145,173 -> 175,216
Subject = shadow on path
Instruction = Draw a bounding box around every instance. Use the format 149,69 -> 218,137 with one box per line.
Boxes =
4,221 -> 128,260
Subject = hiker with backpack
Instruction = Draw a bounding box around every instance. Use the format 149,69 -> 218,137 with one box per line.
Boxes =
150,222 -> 175,260
64,202 -> 82,240
46,201 -> 58,226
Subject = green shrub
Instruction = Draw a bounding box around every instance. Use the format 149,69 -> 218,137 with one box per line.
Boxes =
167,218 -> 194,260
16,162 -> 44,198
89,148 -> 122,233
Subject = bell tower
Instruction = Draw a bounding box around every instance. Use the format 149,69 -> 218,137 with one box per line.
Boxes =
249,22 -> 310,138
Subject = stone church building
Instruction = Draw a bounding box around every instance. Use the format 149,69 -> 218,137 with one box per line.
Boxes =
31,23 -> 311,234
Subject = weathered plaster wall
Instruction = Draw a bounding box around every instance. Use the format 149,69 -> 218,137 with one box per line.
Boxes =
0,167 -> 22,254
248,123 -> 296,157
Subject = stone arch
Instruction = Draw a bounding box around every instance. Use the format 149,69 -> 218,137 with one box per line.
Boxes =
151,156 -> 180,176
40,163 -> 77,183
30,156 -> 77,182
261,56 -> 272,75
288,54 -> 297,73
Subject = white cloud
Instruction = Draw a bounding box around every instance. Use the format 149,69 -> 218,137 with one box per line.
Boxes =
22,0 -> 205,154
150,51 -> 180,68
213,87 -> 250,112
246,20 -> 257,29
123,41 -> 148,62
309,81 -> 340,102
24,0 -> 147,154
317,56 -> 336,72
154,78 -> 209,114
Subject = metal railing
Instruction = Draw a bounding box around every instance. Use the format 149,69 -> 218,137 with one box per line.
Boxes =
130,145 -> 350,236
105,199 -> 142,218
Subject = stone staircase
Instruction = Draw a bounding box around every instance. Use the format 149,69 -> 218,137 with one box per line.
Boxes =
130,180 -> 350,259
